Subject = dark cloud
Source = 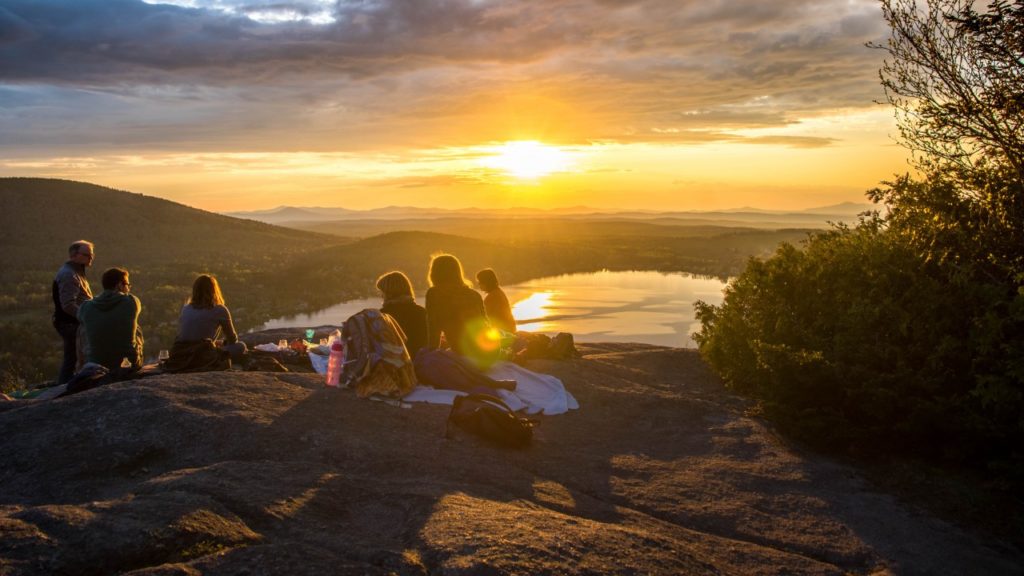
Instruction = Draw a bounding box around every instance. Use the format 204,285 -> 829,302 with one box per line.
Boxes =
0,0 -> 579,83
0,6 -> 32,45
0,0 -> 894,152
0,0 -> 889,85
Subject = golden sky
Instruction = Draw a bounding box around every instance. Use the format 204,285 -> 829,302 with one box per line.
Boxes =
0,0 -> 910,212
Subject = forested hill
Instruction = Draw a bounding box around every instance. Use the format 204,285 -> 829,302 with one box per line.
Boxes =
0,178 -> 354,386
0,177 -> 810,387
0,178 -> 342,269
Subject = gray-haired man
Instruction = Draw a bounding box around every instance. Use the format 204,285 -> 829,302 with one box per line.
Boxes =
53,240 -> 94,384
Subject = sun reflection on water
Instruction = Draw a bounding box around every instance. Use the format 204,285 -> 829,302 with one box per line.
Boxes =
512,291 -> 557,332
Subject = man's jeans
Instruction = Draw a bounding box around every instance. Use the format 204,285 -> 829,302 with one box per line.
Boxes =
55,321 -> 78,385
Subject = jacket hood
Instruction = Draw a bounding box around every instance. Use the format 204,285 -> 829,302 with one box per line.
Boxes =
91,290 -> 131,312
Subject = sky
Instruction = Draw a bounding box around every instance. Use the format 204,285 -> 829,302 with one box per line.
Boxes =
0,0 -> 912,212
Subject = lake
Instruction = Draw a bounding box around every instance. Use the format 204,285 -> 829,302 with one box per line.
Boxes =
260,270 -> 728,348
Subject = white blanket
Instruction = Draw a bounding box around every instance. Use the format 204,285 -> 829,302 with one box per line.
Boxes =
402,361 -> 579,415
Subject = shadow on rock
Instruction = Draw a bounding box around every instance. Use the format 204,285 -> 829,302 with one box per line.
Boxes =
0,344 -> 1021,575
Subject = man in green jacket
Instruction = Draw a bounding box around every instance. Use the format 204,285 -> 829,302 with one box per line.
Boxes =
78,267 -> 144,371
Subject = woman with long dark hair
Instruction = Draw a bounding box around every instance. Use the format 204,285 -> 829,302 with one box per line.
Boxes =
417,254 -> 510,389
175,274 -> 247,361
424,254 -> 489,356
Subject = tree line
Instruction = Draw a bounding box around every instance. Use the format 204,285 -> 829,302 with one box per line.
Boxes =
695,0 -> 1024,479
1,225 -> 806,390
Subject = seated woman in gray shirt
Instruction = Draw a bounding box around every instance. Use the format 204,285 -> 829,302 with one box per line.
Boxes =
177,274 -> 247,362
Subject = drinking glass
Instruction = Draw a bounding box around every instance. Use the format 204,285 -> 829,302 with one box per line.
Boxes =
319,338 -> 328,346
305,329 -> 315,341
158,349 -> 170,362
278,339 -> 288,350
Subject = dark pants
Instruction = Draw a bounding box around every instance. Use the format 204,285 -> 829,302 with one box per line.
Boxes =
55,321 -> 78,385
222,341 -> 248,363
413,349 -> 507,393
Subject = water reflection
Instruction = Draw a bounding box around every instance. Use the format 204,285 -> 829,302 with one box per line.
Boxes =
511,291 -> 557,331
260,270 -> 727,349
504,270 -> 727,348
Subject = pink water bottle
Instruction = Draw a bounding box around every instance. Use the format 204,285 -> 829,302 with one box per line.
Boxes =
325,340 -> 345,387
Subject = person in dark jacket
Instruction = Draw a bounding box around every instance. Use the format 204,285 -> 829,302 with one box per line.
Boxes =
175,274 -> 247,362
52,240 -> 94,384
376,271 -> 427,357
425,254 -> 496,359
77,267 -> 143,371
476,268 -> 517,334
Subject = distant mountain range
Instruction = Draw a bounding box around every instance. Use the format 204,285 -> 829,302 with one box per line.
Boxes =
226,204 -> 614,222
226,201 -> 878,228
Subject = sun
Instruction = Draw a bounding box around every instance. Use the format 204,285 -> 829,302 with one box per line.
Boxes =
481,141 -> 573,180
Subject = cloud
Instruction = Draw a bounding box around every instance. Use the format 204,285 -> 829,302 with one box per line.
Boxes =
0,0 -> 893,153
0,6 -> 33,45
371,173 -> 487,188
0,0 -> 579,84
741,135 -> 837,148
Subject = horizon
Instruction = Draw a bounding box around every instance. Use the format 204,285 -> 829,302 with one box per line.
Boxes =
223,199 -> 875,215
0,1 -> 911,212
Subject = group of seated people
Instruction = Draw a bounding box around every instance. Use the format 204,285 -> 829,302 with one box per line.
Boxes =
70,271 -> 245,374
55,239 -> 516,382
378,254 -> 517,361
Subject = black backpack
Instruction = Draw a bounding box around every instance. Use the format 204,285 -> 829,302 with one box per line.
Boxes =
446,393 -> 535,448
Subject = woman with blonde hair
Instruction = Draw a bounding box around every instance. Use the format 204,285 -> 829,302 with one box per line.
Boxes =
424,254 -> 488,356
376,270 -> 427,356
175,274 -> 247,361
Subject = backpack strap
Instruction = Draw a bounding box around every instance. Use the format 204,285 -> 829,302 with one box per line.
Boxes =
460,393 -> 516,414
461,393 -> 540,426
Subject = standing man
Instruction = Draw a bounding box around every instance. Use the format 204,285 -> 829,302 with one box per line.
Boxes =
78,268 -> 144,371
53,240 -> 94,384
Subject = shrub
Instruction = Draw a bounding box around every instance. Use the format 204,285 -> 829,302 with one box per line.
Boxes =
695,0 -> 1024,478
695,217 -> 1023,472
